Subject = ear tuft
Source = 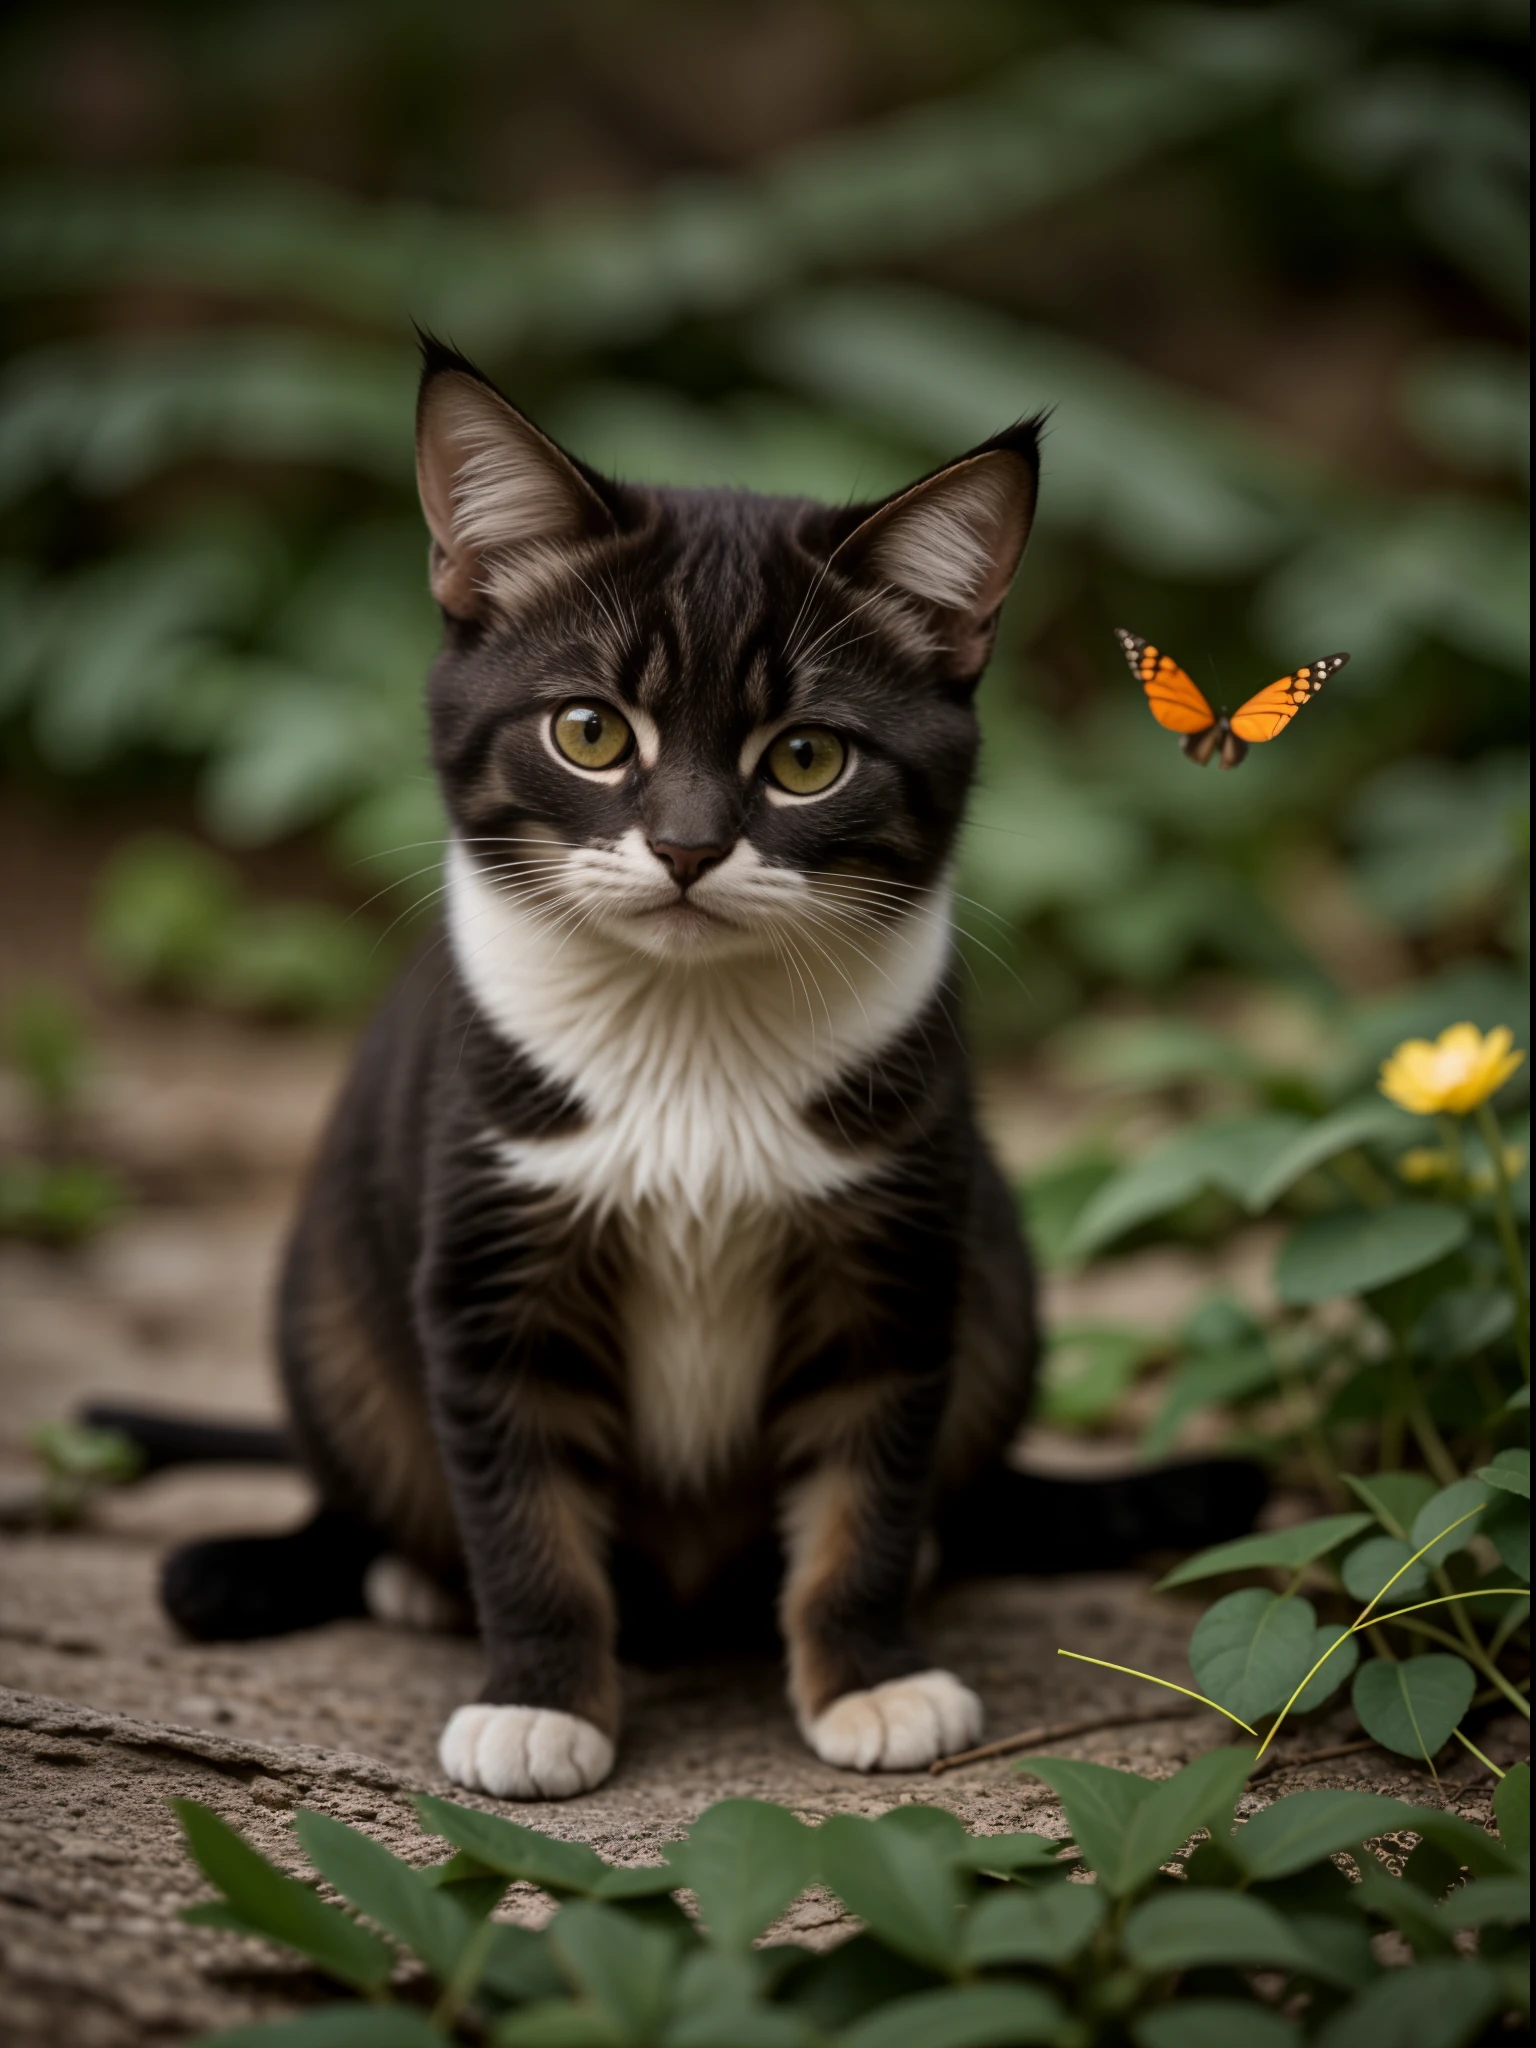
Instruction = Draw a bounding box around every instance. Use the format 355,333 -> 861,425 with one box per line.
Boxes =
836,422 -> 1040,682
415,348 -> 611,619
863,457 -> 1023,612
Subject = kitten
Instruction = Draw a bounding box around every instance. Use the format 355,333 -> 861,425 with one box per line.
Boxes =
158,341 -> 1261,1797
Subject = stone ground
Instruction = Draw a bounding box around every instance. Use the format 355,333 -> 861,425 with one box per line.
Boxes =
0,971 -> 1522,2044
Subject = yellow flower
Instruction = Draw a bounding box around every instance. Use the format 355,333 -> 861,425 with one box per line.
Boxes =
1379,1022 -> 1525,1116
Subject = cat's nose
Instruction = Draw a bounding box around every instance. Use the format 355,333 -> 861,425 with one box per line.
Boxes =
649,841 -> 728,889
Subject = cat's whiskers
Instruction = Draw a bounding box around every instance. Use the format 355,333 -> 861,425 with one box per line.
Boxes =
785,575 -> 890,673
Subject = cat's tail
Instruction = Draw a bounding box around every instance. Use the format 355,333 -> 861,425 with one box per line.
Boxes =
78,1402 -> 292,1471
937,1457 -> 1268,1578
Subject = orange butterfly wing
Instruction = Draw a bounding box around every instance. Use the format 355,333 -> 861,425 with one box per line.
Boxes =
1228,653 -> 1348,743
1115,628 -> 1216,736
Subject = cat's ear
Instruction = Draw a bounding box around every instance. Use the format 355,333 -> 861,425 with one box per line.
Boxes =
834,422 -> 1040,682
415,339 -> 615,619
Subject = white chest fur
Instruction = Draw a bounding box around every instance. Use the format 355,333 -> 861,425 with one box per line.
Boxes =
446,841 -> 950,1489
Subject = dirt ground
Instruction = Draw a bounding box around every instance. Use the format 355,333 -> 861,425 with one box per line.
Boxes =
0,866 -> 1523,2044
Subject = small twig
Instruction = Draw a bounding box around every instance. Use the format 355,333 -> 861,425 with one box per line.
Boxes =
1250,1737 -> 1379,1781
930,1703 -> 1200,1776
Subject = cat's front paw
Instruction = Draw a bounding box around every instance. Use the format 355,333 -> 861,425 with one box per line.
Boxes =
804,1668 -> 983,1771
439,1704 -> 615,1799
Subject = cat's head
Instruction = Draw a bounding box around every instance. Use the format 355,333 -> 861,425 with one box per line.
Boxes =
416,340 -> 1038,963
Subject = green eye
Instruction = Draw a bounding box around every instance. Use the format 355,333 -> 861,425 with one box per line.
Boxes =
552,702 -> 633,771
766,728 -> 846,796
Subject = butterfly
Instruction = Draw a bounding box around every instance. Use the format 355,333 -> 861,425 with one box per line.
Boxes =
1116,629 -> 1348,769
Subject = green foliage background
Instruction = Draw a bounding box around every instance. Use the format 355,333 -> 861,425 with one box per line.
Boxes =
0,0 -> 1527,1036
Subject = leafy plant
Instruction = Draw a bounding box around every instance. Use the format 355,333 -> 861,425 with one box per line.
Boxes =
1047,1013 -> 1528,1776
173,1764 -> 1529,2045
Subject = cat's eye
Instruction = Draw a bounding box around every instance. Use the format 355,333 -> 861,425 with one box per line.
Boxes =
551,701 -> 634,771
765,727 -> 846,796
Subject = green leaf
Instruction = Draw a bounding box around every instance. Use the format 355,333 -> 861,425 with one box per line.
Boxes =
1276,1204 -> 1471,1307
1142,1343 -> 1278,1459
1478,1448 -> 1530,1498
293,1808 -> 479,1982
1017,1151 -> 1118,1270
1437,1876 -> 1531,1929
480,1924 -> 567,2006
1351,1657 -> 1476,1763
413,1796 -> 617,1896
961,1883 -> 1103,1967
1018,1748 -> 1254,1897
171,1798 -> 392,1994
1188,1590 -> 1319,1723
666,1951 -> 814,2048
1008,1756 -> 1152,1887
838,1982 -> 1064,2048
546,1900 -> 680,2041
1313,1958 -> 1503,2048
1341,1537 -> 1429,1605
1068,1116 -> 1308,1258
1283,1912 -> 1380,1992
665,1799 -> 813,1950
494,2004 -> 628,2048
1154,1513 -> 1372,1589
873,1805 -> 969,1854
1246,1098 -> 1421,1212
1120,1747 -> 1260,1893
1123,1887 -> 1346,1980
1494,1761 -> 1529,1856
1344,1472 -> 1439,1542
771,1933 -> 937,2032
188,2012 -> 446,2048
1409,1479 -> 1490,1568
815,1815 -> 962,1975
1038,1324 -> 1151,1428
1232,1790 -> 1420,1881
1132,2004 -> 1299,2048
1291,1622 -> 1359,1712
1352,1862 -> 1458,1958
1413,1288 -> 1516,1363
1399,1807 -> 1521,1882
1482,1495 -> 1530,1581
952,1832 -> 1065,1878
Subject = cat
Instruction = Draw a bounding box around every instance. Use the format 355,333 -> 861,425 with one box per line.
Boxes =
153,340 -> 1263,1798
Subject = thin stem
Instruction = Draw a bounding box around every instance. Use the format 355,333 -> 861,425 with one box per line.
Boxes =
1453,1727 -> 1505,1780
1053,1650 -> 1257,1735
429,1917 -> 495,2034
1353,1505 -> 1486,1627
1439,1568 -> 1531,1720
1475,1102 -> 1530,1381
1275,1346 -> 1345,1506
1438,1113 -> 1467,1183
1393,1355 -> 1460,1488
1384,1614 -> 1469,1653
1489,1592 -> 1531,1660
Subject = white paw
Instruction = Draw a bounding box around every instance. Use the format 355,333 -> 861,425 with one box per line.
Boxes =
363,1556 -> 467,1633
438,1704 -> 615,1800
804,1669 -> 983,1772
